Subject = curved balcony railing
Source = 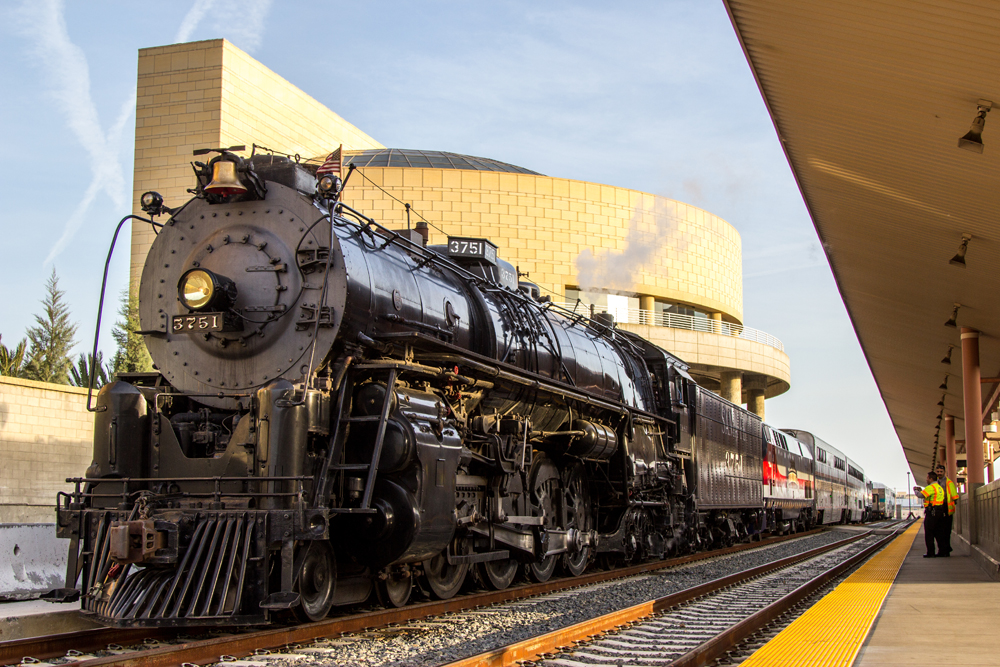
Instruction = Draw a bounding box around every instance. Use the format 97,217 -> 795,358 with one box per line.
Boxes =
549,301 -> 785,352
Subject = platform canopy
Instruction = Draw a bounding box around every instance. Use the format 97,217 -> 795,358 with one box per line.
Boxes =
724,1 -> 1000,476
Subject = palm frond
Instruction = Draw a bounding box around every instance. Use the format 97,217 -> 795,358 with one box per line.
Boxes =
69,352 -> 112,389
0,337 -> 28,377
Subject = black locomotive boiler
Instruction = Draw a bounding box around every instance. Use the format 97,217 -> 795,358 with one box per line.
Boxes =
53,149 -> 841,628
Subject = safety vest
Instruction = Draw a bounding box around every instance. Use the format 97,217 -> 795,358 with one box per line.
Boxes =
921,482 -> 945,506
943,478 -> 958,515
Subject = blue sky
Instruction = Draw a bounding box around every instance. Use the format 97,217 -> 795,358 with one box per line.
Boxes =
0,0 -> 910,492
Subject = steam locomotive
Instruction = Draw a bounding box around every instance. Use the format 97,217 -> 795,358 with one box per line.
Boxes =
52,149 -> 872,628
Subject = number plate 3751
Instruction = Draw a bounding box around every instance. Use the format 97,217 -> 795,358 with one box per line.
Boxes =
172,313 -> 224,333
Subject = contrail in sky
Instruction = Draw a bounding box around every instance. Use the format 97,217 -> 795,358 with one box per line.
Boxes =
175,0 -> 216,43
175,0 -> 273,52
24,0 -> 274,264
15,0 -> 133,265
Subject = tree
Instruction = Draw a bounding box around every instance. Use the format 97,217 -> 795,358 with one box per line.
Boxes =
111,288 -> 153,374
69,351 -> 111,389
23,269 -> 77,384
0,335 -> 28,377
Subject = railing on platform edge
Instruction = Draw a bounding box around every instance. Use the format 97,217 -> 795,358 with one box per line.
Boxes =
549,301 -> 785,352
974,479 -> 1000,563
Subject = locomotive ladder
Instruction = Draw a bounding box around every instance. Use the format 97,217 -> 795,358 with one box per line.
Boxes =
322,366 -> 399,513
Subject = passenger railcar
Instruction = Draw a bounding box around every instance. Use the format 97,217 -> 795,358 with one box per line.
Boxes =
871,482 -> 895,520
845,458 -> 867,523
761,425 -> 814,532
781,430 -> 858,524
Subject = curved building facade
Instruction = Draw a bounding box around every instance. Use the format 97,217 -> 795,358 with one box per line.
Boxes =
129,40 -> 789,415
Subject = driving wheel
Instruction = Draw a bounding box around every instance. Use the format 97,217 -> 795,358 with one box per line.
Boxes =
561,461 -> 592,576
527,454 -> 560,582
422,542 -> 470,600
476,558 -> 518,590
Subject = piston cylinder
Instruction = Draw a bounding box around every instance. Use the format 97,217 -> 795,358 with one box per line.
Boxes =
567,419 -> 618,460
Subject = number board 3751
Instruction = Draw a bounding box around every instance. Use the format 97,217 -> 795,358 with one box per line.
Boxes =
447,237 -> 498,266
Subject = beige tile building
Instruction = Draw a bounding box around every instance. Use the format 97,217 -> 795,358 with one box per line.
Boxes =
129,39 -> 789,415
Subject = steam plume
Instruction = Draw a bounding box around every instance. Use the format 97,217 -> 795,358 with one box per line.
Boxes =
575,200 -> 688,294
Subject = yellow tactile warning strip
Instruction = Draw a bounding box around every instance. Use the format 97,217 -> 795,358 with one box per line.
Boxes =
740,522 -> 920,667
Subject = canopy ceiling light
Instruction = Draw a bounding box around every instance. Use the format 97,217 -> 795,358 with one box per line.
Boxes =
945,303 -> 961,328
937,395 -> 946,406
940,375 -> 949,390
950,234 -> 973,267
958,100 -> 992,153
942,345 -> 955,364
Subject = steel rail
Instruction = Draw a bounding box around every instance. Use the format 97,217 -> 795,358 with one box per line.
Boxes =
444,529 -> 891,667
0,528 -> 825,666
0,627 -> 194,665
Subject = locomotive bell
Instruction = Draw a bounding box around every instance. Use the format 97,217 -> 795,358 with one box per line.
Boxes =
204,160 -> 247,196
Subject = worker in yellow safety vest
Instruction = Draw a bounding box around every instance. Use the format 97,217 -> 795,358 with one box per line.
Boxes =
915,472 -> 946,557
935,465 -> 958,555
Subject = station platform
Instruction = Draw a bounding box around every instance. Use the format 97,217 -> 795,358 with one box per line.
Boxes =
742,520 -> 1000,666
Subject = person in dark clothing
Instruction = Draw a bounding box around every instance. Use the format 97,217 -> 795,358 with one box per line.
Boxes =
915,471 -> 946,557
935,465 -> 957,556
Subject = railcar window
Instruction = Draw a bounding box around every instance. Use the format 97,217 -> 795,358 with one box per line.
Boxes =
834,456 -> 845,471
816,448 -> 827,464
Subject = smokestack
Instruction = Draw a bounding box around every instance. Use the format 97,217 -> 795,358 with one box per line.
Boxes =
415,221 -> 429,246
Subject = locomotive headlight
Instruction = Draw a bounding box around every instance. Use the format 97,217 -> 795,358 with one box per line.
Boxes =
179,269 -> 215,310
140,191 -> 164,214
317,175 -> 342,195
178,268 -> 238,312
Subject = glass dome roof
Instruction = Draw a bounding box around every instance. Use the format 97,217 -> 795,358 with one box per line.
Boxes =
343,149 -> 541,175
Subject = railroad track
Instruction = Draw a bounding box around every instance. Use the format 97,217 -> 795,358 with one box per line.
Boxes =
0,527 -> 857,667
445,525 -> 910,667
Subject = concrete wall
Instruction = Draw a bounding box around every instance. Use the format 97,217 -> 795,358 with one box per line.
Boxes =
0,524 -> 66,601
131,39 -> 383,287
0,377 -> 93,523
